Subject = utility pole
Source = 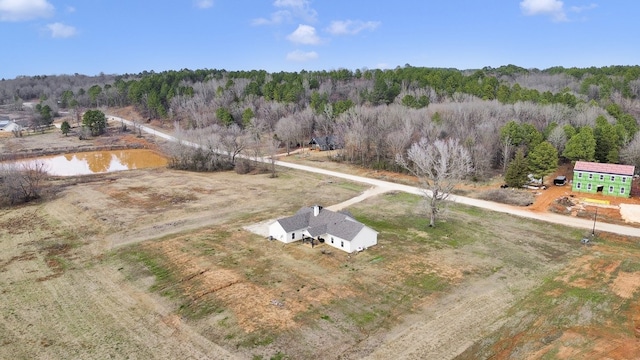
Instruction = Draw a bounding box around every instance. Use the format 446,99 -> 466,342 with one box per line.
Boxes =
592,208 -> 598,236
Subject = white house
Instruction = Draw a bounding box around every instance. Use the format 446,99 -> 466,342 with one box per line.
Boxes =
269,205 -> 378,253
0,119 -> 21,133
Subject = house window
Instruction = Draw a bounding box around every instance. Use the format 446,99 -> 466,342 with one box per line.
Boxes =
621,187 -> 626,194
587,183 -> 592,191
340,241 -> 344,248
622,177 -> 627,183
292,233 -> 295,240
331,237 -> 334,244
609,186 -> 614,193
588,173 -> 593,179
576,182 -> 581,189
578,172 -> 582,178
611,176 -> 615,181
599,174 -> 604,181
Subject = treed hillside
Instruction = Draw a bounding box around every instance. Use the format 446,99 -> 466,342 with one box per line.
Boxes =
1,65 -> 640,178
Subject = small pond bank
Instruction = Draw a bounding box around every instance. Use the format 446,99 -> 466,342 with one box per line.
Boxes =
0,143 -> 151,162
2,148 -> 168,176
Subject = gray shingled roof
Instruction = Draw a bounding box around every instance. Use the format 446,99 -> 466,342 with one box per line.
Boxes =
277,212 -> 311,232
275,206 -> 371,241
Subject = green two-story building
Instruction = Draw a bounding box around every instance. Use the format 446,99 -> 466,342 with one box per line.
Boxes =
571,161 -> 635,198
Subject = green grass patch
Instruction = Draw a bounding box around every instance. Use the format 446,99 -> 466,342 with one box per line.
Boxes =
238,333 -> 275,348
562,287 -> 609,304
356,210 -> 479,249
405,273 -> 449,292
116,247 -> 179,297
334,181 -> 366,192
618,259 -> 640,273
349,310 -> 378,327
383,191 -> 424,205
178,298 -> 224,320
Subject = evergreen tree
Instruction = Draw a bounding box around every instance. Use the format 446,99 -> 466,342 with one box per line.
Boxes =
60,121 -> 71,136
528,141 -> 558,184
594,115 -> 619,163
504,149 -> 529,188
563,126 -> 596,161
216,108 -> 234,126
82,109 -> 107,136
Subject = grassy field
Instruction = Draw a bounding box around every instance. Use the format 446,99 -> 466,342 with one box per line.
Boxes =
2,129 -> 640,359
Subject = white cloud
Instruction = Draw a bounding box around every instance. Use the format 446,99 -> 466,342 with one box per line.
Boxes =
520,0 -> 567,21
287,24 -> 320,45
286,50 -> 318,62
253,0 -> 316,25
66,5 -> 75,13
326,20 -> 380,35
46,22 -> 76,38
252,10 -> 290,26
274,0 -> 304,7
0,0 -> 54,21
194,0 -> 214,9
570,3 -> 598,13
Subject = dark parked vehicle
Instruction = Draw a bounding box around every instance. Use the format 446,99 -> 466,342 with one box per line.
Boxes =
554,176 -> 567,186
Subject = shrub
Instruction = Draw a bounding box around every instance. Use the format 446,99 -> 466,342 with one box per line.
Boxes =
0,161 -> 49,206
234,159 -> 255,174
476,189 -> 535,206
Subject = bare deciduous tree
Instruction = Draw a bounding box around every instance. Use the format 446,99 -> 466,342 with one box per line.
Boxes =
274,115 -> 299,155
501,135 -> 514,173
547,125 -> 567,155
0,161 -> 49,205
266,137 -> 280,178
396,138 -> 473,227
620,132 -> 640,172
219,124 -> 247,164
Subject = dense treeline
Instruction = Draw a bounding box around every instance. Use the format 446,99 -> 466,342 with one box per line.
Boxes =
2,64 -> 640,177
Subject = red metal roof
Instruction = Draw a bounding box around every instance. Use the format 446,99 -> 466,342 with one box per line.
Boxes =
573,161 -> 635,176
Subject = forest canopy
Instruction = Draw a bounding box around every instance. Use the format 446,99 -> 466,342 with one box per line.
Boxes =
2,65 -> 640,177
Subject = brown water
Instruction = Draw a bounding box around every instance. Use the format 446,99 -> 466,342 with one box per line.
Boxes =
5,149 -> 168,176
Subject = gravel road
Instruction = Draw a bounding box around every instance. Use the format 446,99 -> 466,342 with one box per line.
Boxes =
109,114 -> 640,238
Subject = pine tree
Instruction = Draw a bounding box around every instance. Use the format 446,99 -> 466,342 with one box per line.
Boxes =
60,121 -> 71,136
563,126 -> 596,161
504,149 -> 529,188
528,141 -> 558,184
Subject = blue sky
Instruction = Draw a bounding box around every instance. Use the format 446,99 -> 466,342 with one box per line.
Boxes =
0,0 -> 637,78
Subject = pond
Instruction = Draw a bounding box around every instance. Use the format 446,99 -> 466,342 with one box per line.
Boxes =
4,149 -> 168,176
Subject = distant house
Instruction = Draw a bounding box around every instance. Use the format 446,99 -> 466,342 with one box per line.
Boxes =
309,135 -> 341,151
0,118 -> 21,133
571,161 -> 635,198
268,205 -> 378,253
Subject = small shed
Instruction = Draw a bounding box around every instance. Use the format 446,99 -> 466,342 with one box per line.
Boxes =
309,135 -> 340,151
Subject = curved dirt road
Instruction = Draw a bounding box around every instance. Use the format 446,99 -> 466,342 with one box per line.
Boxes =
109,115 -> 640,238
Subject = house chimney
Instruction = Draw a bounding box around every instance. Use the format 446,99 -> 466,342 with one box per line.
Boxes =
313,205 -> 322,216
